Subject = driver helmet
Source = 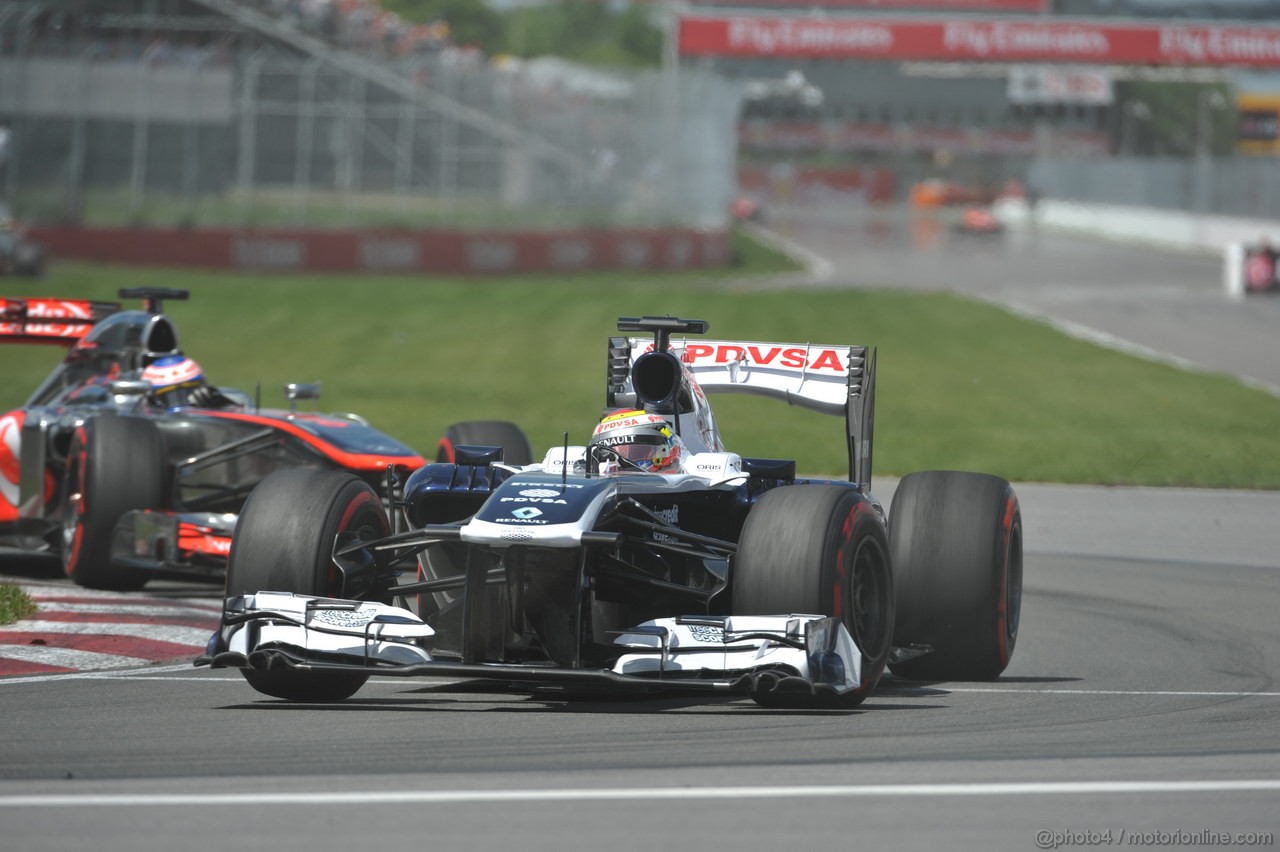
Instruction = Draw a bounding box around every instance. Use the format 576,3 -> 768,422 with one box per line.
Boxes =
590,409 -> 685,474
141,354 -> 206,407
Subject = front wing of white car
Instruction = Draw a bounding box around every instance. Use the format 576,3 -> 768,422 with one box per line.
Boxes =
201,592 -> 864,708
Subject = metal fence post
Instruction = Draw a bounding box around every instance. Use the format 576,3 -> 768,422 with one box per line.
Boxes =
439,69 -> 458,225
182,60 -> 202,226
67,55 -> 89,224
294,59 -> 320,226
1,44 -> 20,207
128,60 -> 153,224
394,60 -> 419,200
237,54 -> 262,226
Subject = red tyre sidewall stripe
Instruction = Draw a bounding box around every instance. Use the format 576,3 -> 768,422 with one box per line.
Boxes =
437,437 -> 455,463
835,499 -> 883,700
831,499 -> 868,623
63,425 -> 89,576
328,488 -> 389,593
995,493 -> 1018,668
339,490 -> 375,529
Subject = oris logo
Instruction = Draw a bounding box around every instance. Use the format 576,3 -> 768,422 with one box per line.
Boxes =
512,507 -> 543,519
519,488 -> 561,498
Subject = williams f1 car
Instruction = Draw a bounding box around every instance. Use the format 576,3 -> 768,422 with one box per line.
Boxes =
0,289 -> 459,590
202,316 -> 1023,708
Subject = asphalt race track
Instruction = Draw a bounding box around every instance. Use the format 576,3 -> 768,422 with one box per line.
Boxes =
1,208 -> 1277,851
754,203 -> 1280,394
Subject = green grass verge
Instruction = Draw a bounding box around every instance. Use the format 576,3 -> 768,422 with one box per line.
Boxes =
3,247 -> 1279,489
0,584 -> 37,626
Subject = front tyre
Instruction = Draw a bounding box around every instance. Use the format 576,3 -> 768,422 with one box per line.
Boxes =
888,471 -> 1023,681
62,416 -> 166,591
436,420 -> 533,467
227,468 -> 392,702
733,484 -> 894,708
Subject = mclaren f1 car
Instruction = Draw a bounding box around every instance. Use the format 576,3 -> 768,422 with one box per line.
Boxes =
202,316 -> 1023,708
1,289 -> 531,590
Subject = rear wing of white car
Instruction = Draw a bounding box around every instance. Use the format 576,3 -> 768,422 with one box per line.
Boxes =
605,317 -> 877,487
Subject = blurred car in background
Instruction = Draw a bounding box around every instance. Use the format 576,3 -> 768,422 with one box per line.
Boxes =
954,206 -> 1005,236
730,195 -> 765,224
0,218 -> 46,277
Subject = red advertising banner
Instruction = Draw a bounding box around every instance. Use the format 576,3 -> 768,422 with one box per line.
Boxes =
29,228 -> 732,274
738,165 -> 898,203
693,0 -> 1047,11
738,120 -> 1111,155
679,16 -> 1280,67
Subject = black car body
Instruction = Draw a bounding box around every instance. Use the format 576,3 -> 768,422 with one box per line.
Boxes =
0,288 -> 424,589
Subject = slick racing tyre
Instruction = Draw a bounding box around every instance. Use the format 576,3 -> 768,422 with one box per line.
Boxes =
62,415 -> 165,591
888,471 -> 1022,682
227,468 -> 392,702
436,420 -> 533,467
733,484 -> 894,708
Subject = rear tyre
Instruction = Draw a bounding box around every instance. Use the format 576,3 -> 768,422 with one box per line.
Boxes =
888,471 -> 1022,682
62,416 -> 165,591
227,468 -> 392,702
733,484 -> 893,708
436,420 -> 533,466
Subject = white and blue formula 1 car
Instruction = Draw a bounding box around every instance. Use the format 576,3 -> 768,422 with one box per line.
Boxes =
200,316 -> 1023,708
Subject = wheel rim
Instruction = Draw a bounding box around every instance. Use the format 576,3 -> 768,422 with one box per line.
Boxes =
328,490 -> 392,598
1005,525 -> 1023,645
61,455 -> 86,569
848,536 -> 891,661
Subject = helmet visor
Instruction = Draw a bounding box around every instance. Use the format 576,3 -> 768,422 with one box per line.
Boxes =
612,441 -> 665,463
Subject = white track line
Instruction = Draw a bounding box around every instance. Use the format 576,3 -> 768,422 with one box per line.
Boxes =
996,297 -> 1280,398
0,645 -> 152,669
741,223 -> 835,282
2,780 -> 1279,808
0,620 -> 212,645
0,662 -> 206,684
21,602 -> 222,618
22,585 -> 215,602
933,687 -> 1280,697
3,667 -> 1276,701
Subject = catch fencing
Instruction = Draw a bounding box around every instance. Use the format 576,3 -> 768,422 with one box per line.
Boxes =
0,39 -> 742,231
1027,156 -> 1280,221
